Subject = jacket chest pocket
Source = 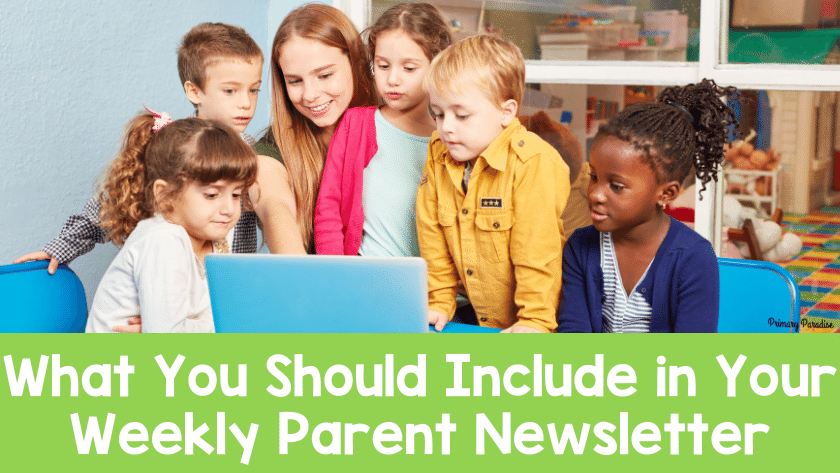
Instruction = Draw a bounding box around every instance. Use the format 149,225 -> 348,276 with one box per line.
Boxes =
475,210 -> 514,262
438,207 -> 456,228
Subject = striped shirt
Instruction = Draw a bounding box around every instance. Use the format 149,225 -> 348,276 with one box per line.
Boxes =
600,231 -> 653,333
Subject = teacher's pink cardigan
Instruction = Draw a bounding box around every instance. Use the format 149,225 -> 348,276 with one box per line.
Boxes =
314,106 -> 379,255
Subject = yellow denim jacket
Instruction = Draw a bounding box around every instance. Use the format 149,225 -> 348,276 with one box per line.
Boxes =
416,118 -> 570,332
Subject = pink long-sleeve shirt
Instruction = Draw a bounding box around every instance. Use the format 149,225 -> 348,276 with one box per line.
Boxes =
315,106 -> 379,255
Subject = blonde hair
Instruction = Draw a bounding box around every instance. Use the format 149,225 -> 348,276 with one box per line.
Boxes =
99,115 -> 258,245
268,4 -> 377,247
424,34 -> 525,107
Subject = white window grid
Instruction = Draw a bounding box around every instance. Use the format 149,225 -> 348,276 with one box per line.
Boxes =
335,0 -> 840,253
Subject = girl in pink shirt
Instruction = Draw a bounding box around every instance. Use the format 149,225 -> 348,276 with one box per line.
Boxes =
314,3 -> 452,256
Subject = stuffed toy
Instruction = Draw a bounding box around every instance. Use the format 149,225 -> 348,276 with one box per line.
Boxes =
724,128 -> 780,200
668,186 -> 802,262
722,195 -> 802,262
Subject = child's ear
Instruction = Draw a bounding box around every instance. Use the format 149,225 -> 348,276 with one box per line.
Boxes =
184,81 -> 202,106
658,180 -> 682,207
152,179 -> 170,208
500,99 -> 518,127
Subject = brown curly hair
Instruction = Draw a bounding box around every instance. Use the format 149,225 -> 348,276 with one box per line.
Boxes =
98,114 -> 258,245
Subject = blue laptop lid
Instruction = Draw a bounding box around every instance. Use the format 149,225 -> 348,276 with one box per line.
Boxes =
205,254 -> 428,333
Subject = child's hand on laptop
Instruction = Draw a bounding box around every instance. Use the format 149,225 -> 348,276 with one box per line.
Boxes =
428,309 -> 448,332
501,324 -> 543,333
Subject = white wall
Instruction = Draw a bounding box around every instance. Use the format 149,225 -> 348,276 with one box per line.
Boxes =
0,0 -> 305,307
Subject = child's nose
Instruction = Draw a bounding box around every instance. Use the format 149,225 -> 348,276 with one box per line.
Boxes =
387,68 -> 399,86
220,196 -> 236,215
440,114 -> 456,133
239,91 -> 252,109
588,184 -> 606,203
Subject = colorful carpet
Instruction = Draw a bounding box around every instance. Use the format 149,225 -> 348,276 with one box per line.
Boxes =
779,206 -> 840,333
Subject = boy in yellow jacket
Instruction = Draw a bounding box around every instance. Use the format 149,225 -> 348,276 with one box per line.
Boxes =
418,35 -> 569,333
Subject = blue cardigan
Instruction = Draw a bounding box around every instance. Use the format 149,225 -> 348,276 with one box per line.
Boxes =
557,218 -> 719,333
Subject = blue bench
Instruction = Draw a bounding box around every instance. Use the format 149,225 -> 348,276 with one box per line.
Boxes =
717,257 -> 800,333
0,260 -> 87,333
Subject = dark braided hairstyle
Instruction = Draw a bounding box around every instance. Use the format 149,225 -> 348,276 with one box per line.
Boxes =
595,78 -> 741,197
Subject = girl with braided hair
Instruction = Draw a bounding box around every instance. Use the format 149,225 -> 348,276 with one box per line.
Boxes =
558,79 -> 740,333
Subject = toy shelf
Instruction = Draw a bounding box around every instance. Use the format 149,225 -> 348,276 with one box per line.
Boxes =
723,168 -> 779,218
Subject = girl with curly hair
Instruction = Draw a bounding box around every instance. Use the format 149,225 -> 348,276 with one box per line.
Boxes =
86,112 -> 257,333
558,79 -> 741,333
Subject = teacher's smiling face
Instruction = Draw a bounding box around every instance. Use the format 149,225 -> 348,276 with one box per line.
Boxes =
279,35 -> 354,132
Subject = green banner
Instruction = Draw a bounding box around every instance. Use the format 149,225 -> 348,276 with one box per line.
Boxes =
1,334 -> 838,471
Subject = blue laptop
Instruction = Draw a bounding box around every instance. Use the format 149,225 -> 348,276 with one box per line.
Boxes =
205,254 -> 429,333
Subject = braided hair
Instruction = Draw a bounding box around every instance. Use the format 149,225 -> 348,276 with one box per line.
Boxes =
596,78 -> 741,197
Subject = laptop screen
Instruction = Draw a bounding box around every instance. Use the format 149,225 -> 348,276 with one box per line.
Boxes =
205,254 -> 428,333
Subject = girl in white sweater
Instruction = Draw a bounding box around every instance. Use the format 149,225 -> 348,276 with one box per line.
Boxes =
85,109 -> 257,333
